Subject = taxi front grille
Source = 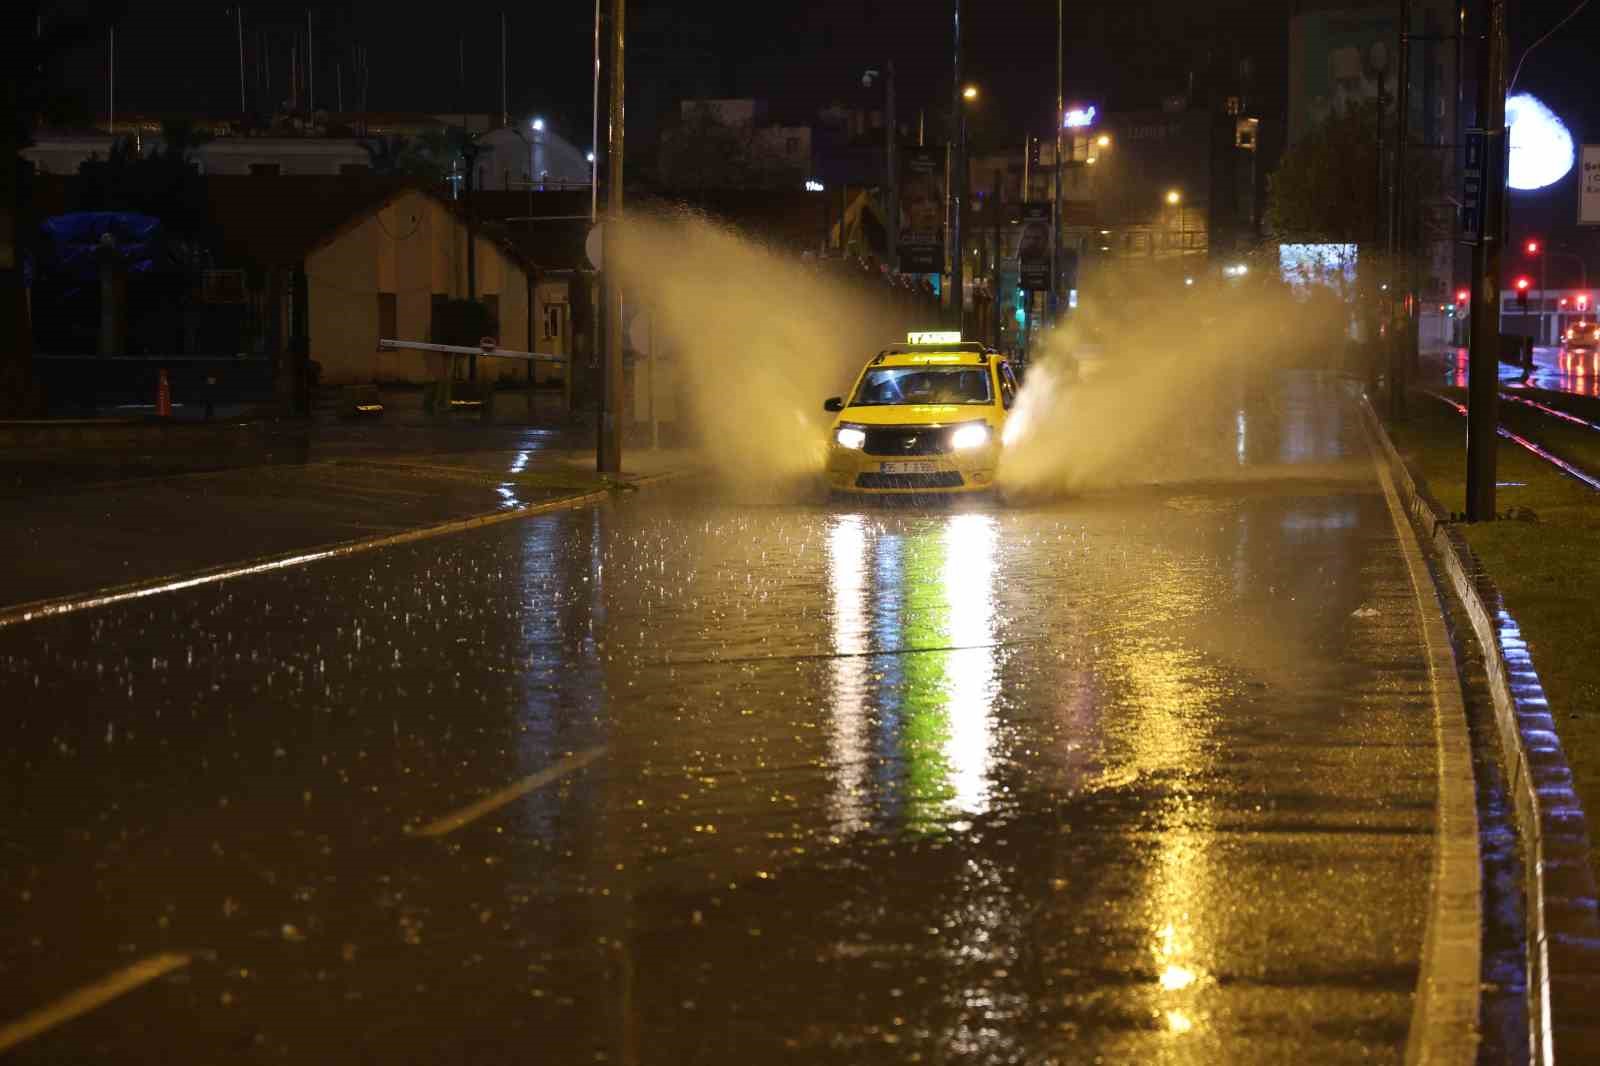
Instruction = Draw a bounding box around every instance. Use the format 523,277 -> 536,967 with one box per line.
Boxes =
862,426 -> 954,456
856,471 -> 966,490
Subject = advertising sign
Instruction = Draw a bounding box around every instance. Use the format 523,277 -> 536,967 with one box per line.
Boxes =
1018,203 -> 1052,292
898,145 -> 946,274
1287,8 -> 1398,144
1583,145 -> 1600,226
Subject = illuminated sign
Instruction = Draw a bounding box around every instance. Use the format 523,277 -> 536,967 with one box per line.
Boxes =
1063,106 -> 1097,129
805,179 -> 825,192
906,330 -> 962,345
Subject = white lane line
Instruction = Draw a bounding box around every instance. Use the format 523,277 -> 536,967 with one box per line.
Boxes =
1360,403 -> 1482,1066
409,746 -> 608,838
0,490 -> 610,629
0,953 -> 191,1054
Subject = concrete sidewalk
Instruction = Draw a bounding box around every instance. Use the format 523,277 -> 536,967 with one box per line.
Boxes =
1,428 -> 692,612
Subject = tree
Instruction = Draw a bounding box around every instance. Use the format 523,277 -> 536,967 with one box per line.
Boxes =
1266,100 -> 1383,245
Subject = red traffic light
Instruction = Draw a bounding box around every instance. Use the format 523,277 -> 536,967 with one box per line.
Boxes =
1455,288 -> 1470,303
1525,239 -> 1541,255
1515,276 -> 1532,291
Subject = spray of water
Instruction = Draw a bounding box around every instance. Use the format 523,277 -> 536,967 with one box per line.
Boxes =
610,209 -> 935,492
998,264 -> 1351,496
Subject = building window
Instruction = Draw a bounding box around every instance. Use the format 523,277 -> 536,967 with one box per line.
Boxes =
543,303 -> 565,342
249,163 -> 280,176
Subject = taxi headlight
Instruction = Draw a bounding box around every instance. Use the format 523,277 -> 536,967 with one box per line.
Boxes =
950,423 -> 992,450
835,427 -> 866,450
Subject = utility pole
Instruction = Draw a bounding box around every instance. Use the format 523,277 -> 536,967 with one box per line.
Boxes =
500,12 -> 508,128
1051,0 -> 1063,324
990,169 -> 1002,348
237,7 -> 246,116
1465,0 -> 1505,521
949,0 -> 964,332
885,60 -> 898,273
599,0 -> 625,474
306,9 -> 313,113
1388,0 -> 1410,418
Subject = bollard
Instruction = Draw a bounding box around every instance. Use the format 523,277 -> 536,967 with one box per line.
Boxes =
156,368 -> 173,418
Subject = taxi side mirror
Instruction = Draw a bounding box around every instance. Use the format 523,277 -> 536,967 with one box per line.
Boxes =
823,397 -> 844,412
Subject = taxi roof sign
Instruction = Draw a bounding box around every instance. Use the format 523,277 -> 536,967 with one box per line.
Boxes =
906,330 -> 963,345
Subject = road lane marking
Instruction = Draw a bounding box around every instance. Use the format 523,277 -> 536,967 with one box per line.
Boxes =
0,489 -> 611,629
1360,401 -> 1482,1066
0,953 -> 191,1053
409,746 -> 608,837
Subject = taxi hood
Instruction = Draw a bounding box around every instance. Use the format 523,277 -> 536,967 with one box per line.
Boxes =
836,404 -> 998,426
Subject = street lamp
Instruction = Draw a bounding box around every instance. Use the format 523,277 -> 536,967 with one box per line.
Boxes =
962,84 -> 979,101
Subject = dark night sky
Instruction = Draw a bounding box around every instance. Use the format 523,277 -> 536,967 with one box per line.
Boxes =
47,0 -> 1597,153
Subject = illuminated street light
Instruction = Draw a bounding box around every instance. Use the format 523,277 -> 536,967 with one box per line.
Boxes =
1096,134 -> 1111,148
962,85 -> 979,101
1165,190 -> 1181,205
531,116 -> 545,132
586,151 -> 596,164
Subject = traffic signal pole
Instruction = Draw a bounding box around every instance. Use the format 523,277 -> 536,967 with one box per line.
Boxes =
1465,0 -> 1505,522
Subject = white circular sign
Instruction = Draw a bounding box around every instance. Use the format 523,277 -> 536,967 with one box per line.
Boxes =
585,223 -> 604,270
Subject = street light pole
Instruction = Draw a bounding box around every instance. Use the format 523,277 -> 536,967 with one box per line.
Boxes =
598,0 -> 625,474
949,0 -> 964,332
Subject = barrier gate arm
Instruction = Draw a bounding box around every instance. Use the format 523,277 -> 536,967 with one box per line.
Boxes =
377,338 -> 566,364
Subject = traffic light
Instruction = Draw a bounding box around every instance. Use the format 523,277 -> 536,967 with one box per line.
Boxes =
1526,239 -> 1541,256
1515,276 -> 1531,311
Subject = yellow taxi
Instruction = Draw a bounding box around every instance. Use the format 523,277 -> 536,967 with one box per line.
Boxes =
823,332 -> 1018,495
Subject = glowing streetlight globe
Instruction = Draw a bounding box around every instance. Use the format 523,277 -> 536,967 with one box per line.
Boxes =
1505,93 -> 1573,191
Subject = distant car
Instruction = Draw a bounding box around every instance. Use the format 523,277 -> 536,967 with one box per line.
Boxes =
822,332 -> 1018,495
1562,320 -> 1599,355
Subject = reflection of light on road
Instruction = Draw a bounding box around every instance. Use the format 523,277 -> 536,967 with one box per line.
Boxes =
1106,570 -> 1218,1040
940,514 -> 999,816
1160,962 -> 1196,991
509,450 -> 530,474
1234,409 -> 1247,465
826,515 -> 872,832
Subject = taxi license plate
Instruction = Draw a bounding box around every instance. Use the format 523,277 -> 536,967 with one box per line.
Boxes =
880,461 -> 940,475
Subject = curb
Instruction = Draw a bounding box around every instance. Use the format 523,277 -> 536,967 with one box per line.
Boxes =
1361,396 -> 1600,1061
0,467 -> 693,629
0,418 -> 274,450
1363,415 -> 1483,1066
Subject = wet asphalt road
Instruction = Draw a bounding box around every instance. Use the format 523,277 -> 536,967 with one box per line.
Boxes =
1,374 -> 1439,1063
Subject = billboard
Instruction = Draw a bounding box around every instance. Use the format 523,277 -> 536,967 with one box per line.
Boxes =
1582,145 -> 1600,226
898,145 -> 946,274
1018,203 -> 1052,291
1288,8 -> 1398,144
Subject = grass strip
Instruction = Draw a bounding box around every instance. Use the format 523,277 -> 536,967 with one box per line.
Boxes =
1387,395 -> 1600,888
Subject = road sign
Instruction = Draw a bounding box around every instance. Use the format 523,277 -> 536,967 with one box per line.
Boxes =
1460,131 -> 1485,243
1582,145 -> 1600,226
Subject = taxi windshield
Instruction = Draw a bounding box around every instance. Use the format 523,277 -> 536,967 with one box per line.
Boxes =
851,365 -> 993,406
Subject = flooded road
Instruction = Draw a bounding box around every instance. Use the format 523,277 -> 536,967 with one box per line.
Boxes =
1,374 -> 1438,1063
